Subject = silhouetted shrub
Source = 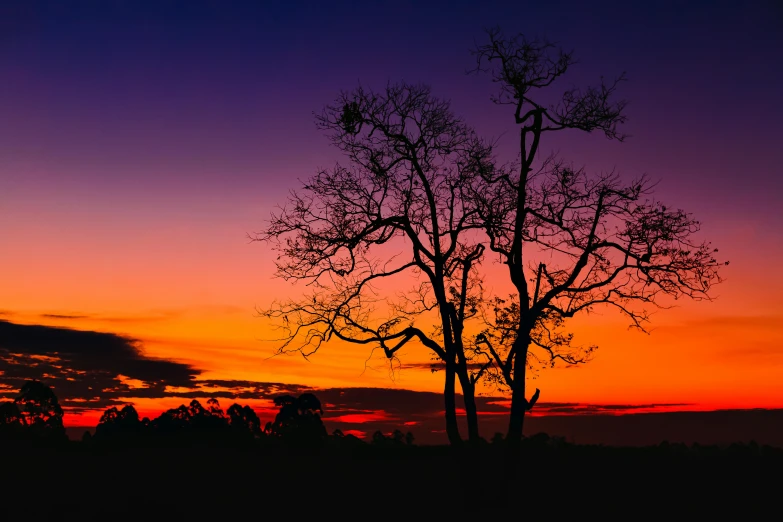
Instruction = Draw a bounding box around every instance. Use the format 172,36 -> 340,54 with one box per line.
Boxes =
227,403 -> 263,440
370,429 -> 415,447
95,404 -> 144,442
0,381 -> 67,444
0,401 -> 25,440
330,428 -> 367,449
265,393 -> 328,447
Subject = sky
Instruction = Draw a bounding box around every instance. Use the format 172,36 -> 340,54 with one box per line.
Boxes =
1,0 -> 782,443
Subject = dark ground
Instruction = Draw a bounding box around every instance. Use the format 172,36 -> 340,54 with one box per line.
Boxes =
2,439 -> 781,519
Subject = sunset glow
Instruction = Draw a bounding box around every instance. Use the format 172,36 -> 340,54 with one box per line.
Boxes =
1,1 -> 782,444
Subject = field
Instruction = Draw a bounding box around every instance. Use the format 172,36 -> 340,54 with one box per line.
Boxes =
4,438 -> 780,518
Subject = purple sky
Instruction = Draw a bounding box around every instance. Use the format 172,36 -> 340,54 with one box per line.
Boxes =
2,1 -> 781,210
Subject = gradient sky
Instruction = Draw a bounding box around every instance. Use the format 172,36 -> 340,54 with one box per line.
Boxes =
1,0 -> 782,439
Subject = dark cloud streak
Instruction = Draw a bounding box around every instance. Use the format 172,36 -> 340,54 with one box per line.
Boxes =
0,320 -> 316,409
0,319 -> 198,407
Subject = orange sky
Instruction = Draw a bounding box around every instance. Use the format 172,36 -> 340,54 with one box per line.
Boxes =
1,0 -> 782,430
2,202 -> 782,426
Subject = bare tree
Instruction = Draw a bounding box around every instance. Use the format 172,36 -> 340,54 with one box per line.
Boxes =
469,27 -> 727,447
254,83 -> 495,445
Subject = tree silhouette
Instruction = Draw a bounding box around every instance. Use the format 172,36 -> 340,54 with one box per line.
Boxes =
372,430 -> 388,445
147,399 -> 231,443
255,82 -> 495,445
254,29 -> 727,448
331,428 -> 366,447
206,398 -> 223,415
90,398 -> 267,445
265,392 -> 328,445
95,404 -> 143,440
13,380 -> 66,442
0,401 -> 25,440
468,27 -> 726,447
150,402 -> 196,438
227,403 -> 263,440
188,398 -> 229,435
371,429 -> 416,447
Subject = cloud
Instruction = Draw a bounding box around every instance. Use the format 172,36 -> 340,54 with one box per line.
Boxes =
309,386 -> 519,441
36,311 -> 182,324
400,362 -> 493,372
0,319 -> 200,408
0,320 -> 310,411
317,386 -> 519,417
308,387 -> 694,442
531,403 -> 692,415
519,409 -> 783,448
32,305 -> 245,325
676,315 -> 783,329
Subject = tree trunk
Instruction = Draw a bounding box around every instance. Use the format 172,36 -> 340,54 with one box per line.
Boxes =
506,378 -> 527,447
444,360 -> 462,446
503,369 -> 527,480
459,375 -> 480,444
457,372 -> 483,509
506,338 -> 530,449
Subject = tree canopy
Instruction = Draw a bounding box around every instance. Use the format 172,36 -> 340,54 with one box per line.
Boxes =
466,27 -> 726,445
256,82 -> 496,444
255,27 -> 726,447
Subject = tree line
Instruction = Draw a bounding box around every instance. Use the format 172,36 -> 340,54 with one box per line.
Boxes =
3,380 -> 781,461
0,380 -> 414,448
